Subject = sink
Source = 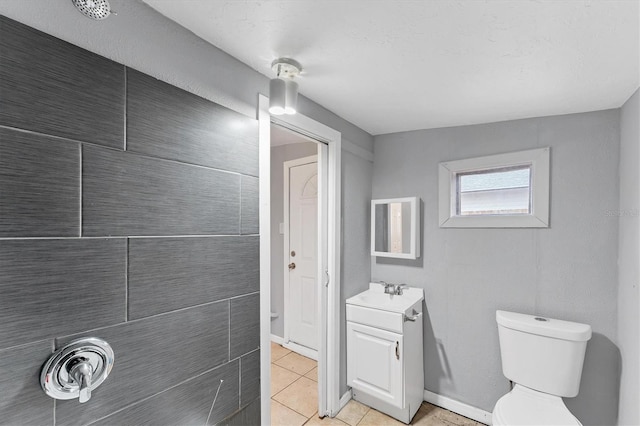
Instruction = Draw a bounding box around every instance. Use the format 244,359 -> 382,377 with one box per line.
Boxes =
346,282 -> 424,314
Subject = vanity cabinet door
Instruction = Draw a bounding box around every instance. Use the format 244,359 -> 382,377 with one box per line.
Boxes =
347,321 -> 404,408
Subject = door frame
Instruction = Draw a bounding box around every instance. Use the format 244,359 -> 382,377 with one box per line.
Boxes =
258,94 -> 342,422
283,155 -> 319,360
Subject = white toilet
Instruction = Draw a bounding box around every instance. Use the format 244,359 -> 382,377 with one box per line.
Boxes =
492,310 -> 592,426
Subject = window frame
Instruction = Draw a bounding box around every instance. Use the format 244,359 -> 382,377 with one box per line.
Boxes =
438,147 -> 550,228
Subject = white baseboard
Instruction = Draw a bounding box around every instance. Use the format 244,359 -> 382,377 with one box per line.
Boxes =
282,341 -> 318,361
270,334 -> 285,345
423,389 -> 492,425
339,390 -> 352,411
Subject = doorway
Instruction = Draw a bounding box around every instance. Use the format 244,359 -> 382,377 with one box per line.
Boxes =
283,154 -> 319,359
258,95 -> 342,422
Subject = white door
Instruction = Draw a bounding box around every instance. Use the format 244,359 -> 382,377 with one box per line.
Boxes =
286,159 -> 318,352
347,322 -> 404,408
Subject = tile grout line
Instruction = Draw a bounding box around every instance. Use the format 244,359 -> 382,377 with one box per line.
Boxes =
238,356 -> 242,411
0,124 -> 259,178
125,238 -> 129,322
53,292 -> 261,341
228,300 -> 231,362
79,144 -> 83,238
239,176 -> 243,234
123,66 -> 127,151
0,234 -> 259,241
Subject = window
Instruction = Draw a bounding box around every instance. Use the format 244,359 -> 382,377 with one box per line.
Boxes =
439,148 -> 550,228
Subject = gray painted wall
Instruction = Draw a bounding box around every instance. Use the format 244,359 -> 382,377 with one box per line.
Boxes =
0,15 -> 259,425
340,151 -> 374,396
617,88 -> 639,426
372,110 -> 621,425
270,142 -> 319,339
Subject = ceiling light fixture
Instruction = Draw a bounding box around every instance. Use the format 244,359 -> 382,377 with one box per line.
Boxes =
269,58 -> 302,115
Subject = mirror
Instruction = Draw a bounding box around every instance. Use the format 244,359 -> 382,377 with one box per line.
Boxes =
371,197 -> 420,259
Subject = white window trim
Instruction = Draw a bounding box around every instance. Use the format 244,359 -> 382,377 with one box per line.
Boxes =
438,147 -> 550,228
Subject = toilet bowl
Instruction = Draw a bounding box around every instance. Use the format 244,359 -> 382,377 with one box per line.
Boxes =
492,310 -> 591,426
492,385 -> 581,426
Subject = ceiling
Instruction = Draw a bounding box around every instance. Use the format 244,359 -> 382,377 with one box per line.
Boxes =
270,123 -> 316,147
143,0 -> 639,136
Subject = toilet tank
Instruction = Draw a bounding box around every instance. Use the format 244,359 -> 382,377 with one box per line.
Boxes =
496,310 -> 592,398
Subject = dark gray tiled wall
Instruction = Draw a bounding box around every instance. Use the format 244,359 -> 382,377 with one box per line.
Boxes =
241,175 -> 260,234
82,145 -> 241,237
0,238 -> 126,348
230,294 -> 261,359
0,127 -> 80,237
0,341 -> 54,426
127,69 -> 259,176
0,17 -> 125,148
240,350 -> 261,407
92,361 -> 240,426
0,15 -> 259,426
216,398 -> 261,426
128,236 -> 259,319
55,302 -> 230,425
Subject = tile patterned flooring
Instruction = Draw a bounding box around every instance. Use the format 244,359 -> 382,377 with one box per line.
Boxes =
270,342 -> 484,426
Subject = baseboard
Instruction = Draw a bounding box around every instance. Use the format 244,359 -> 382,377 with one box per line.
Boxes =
423,389 -> 492,425
270,334 -> 284,345
339,389 -> 352,411
282,341 -> 318,361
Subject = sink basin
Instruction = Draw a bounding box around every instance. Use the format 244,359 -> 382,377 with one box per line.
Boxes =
346,282 -> 424,314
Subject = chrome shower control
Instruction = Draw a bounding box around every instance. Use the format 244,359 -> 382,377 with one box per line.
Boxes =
41,337 -> 114,403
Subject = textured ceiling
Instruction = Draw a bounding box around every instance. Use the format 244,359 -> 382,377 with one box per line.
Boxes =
143,0 -> 639,135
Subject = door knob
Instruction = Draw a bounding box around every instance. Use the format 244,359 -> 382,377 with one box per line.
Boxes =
288,262 -> 296,270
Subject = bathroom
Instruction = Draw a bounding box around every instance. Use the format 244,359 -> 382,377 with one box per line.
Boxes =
0,1 -> 637,425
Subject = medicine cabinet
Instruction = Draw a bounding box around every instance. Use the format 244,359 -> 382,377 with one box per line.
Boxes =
371,197 -> 420,259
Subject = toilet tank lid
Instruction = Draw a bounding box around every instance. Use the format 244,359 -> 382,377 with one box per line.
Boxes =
496,311 -> 592,342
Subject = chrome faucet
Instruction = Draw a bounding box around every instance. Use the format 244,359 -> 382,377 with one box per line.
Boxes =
381,281 -> 396,294
380,281 -> 409,295
394,284 -> 409,295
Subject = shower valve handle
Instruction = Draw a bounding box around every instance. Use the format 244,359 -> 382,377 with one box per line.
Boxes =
69,360 -> 93,403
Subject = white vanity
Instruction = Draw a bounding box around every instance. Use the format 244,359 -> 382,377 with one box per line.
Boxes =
346,282 -> 424,424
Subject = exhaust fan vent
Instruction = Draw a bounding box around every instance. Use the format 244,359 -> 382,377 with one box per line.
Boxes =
71,0 -> 111,20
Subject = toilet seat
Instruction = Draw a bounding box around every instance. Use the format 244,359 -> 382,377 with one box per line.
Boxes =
492,385 -> 582,426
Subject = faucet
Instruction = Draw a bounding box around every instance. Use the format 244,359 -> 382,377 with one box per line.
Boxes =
381,281 -> 396,294
380,281 -> 409,295
394,284 -> 409,295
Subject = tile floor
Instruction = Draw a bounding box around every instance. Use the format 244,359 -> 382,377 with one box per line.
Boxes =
270,342 -> 484,426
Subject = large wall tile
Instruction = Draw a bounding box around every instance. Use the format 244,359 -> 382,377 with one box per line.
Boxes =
0,128 -> 79,237
0,341 -> 54,426
127,69 -> 258,175
240,350 -> 260,407
0,16 -> 124,148
82,145 -> 240,236
241,175 -> 259,235
230,294 -> 260,359
215,398 -> 261,426
92,360 -> 239,426
128,236 -> 259,319
55,301 -> 229,426
0,239 -> 125,349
